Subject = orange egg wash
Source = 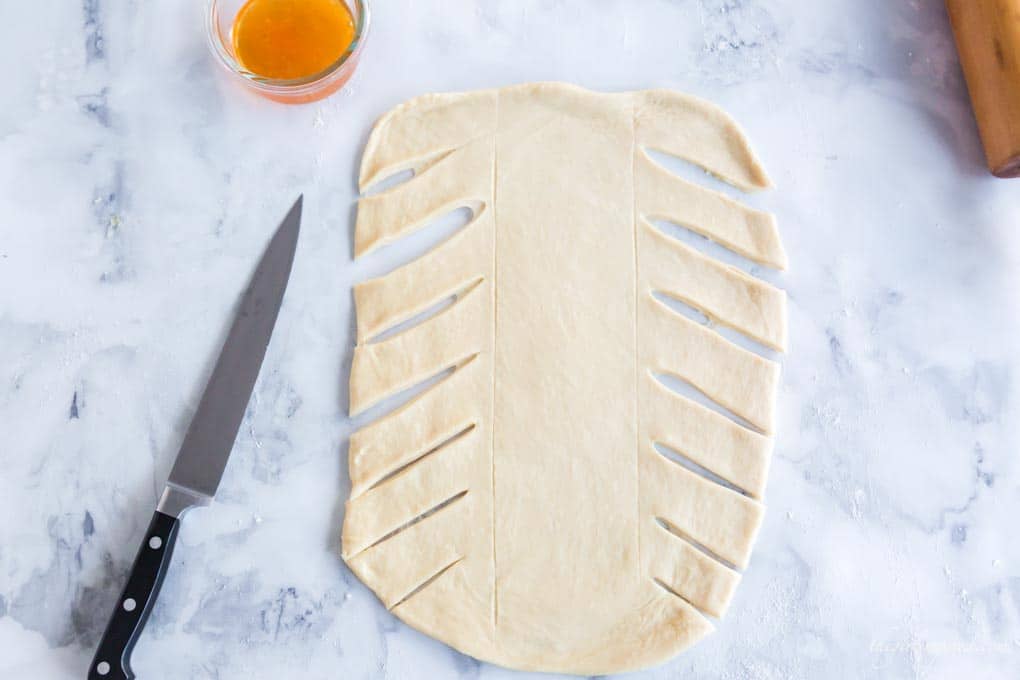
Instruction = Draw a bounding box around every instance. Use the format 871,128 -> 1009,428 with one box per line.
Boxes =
232,0 -> 356,81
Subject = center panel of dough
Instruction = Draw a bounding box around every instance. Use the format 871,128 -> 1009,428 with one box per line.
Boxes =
492,86 -> 639,653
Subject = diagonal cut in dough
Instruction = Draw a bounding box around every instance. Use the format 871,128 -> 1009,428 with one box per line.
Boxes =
343,82 -> 787,675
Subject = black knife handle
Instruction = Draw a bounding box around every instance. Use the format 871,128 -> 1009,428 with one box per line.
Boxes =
88,511 -> 180,680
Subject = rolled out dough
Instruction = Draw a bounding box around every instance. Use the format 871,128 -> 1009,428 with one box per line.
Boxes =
343,82 -> 787,675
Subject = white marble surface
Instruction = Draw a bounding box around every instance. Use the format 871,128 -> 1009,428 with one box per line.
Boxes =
2,0 -> 1019,677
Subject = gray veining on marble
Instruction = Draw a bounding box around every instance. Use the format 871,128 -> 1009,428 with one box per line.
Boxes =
1,0 -> 1018,678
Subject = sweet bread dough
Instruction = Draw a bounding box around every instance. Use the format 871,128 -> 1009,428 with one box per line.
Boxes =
343,83 -> 786,675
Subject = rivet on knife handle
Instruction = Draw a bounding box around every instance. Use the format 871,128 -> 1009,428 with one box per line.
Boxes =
88,511 -> 180,680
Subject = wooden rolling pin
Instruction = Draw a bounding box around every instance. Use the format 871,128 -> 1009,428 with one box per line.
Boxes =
947,0 -> 1020,177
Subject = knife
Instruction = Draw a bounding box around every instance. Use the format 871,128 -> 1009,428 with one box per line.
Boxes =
88,196 -> 303,680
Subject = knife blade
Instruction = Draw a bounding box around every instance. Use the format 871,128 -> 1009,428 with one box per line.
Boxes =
88,195 -> 303,680
165,194 -> 302,508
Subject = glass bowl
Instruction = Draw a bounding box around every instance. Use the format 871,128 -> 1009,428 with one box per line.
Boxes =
207,0 -> 369,104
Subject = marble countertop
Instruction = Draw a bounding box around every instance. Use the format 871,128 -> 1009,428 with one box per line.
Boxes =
2,1 -> 1019,678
